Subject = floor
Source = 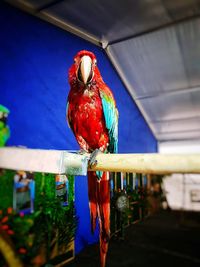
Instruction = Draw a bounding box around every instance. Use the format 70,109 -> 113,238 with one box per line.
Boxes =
67,210 -> 200,267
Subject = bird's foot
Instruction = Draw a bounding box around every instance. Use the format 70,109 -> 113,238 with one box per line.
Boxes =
88,149 -> 101,169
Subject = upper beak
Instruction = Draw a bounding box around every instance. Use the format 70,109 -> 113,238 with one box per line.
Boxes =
78,55 -> 93,84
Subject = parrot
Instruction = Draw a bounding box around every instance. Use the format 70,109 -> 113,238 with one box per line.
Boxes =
0,104 -> 10,147
67,50 -> 118,267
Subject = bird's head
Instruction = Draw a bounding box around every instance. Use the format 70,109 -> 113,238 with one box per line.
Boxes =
72,50 -> 98,86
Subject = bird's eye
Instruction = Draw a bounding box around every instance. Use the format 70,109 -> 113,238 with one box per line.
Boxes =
94,59 -> 97,66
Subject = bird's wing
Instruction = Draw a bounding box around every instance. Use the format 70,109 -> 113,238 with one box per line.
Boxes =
99,87 -> 118,153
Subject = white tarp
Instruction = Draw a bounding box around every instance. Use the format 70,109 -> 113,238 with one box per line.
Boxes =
160,140 -> 200,211
163,174 -> 200,211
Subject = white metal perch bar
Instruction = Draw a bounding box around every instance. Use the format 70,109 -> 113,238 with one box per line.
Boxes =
0,147 -> 88,175
90,153 -> 200,174
1,147 -> 200,175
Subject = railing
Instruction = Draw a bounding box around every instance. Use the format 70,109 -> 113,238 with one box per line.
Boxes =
110,172 -> 153,238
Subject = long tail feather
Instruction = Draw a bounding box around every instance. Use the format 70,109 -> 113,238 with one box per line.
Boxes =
88,171 -> 110,267
98,171 -> 110,267
88,171 -> 98,233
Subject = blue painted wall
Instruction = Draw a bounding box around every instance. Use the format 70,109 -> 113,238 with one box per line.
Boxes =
0,2 -> 157,254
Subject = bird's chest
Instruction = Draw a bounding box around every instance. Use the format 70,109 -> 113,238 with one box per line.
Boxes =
70,88 -> 103,122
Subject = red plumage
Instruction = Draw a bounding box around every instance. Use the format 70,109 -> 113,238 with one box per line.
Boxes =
67,50 -> 118,267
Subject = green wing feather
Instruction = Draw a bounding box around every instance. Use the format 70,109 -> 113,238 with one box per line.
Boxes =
100,90 -> 118,153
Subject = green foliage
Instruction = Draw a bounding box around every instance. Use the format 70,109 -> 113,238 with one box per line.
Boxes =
0,104 -> 9,114
0,171 -> 77,266
0,208 -> 36,265
0,125 -> 10,147
28,173 -> 76,263
0,170 -> 14,209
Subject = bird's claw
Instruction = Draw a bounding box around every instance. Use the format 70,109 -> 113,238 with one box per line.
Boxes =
88,149 -> 100,169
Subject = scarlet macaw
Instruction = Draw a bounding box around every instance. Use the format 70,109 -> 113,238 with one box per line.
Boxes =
67,50 -> 118,267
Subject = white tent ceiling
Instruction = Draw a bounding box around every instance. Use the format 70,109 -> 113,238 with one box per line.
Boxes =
5,0 -> 200,142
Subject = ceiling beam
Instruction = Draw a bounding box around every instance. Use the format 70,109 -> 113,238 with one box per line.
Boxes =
157,128 -> 200,135
150,116 -> 200,124
135,85 -> 200,100
35,0 -> 66,12
39,11 -> 101,46
4,0 -> 102,47
105,47 -> 157,139
108,13 -> 200,46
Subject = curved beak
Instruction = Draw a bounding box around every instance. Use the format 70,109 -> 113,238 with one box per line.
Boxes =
78,55 -> 93,84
